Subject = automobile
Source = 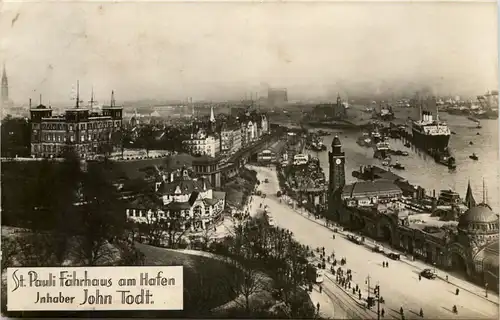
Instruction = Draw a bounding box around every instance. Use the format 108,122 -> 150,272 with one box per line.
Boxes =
347,235 -> 362,245
372,245 -> 383,253
264,178 -> 269,183
261,194 -> 266,198
315,270 -> 324,284
268,217 -> 275,226
386,252 -> 401,260
420,268 -> 437,279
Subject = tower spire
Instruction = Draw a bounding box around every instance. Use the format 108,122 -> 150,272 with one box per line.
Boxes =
90,86 -> 94,107
1,62 -> 8,106
76,80 -> 80,108
111,90 -> 115,107
465,179 -> 476,209
210,105 -> 215,122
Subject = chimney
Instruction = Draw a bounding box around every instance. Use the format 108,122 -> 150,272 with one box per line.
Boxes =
29,98 -> 32,108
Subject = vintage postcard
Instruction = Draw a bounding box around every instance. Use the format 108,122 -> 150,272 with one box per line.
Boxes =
1,0 -> 498,318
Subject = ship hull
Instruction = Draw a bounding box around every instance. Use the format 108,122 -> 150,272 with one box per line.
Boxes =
411,129 -> 450,152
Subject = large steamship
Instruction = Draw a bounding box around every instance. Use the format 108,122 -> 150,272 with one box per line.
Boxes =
412,110 -> 451,152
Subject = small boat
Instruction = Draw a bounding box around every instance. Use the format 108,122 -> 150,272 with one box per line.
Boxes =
401,151 -> 409,156
392,162 -> 405,170
469,141 -> 474,145
476,125 -> 482,129
476,132 -> 481,135
469,153 -> 479,161
451,131 -> 457,135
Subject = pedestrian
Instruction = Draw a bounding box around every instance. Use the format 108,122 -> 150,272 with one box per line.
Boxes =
319,285 -> 322,293
386,261 -> 389,268
316,302 -> 320,311
358,292 -> 362,300
352,287 -> 356,294
356,284 -> 359,291
419,275 -> 421,281
381,308 -> 385,317
455,288 -> 459,296
400,307 -> 403,314
348,282 -> 351,289
419,308 -> 424,318
446,275 -> 449,282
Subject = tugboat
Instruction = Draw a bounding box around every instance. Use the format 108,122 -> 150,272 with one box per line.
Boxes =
469,153 -> 479,161
373,141 -> 391,159
392,162 -> 405,170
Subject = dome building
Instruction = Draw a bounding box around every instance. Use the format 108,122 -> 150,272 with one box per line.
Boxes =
447,203 -> 499,290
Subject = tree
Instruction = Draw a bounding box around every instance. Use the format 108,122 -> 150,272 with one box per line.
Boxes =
1,236 -> 17,272
164,211 -> 191,248
72,163 -> 126,266
223,258 -> 266,313
138,126 -> 154,157
200,226 -> 216,250
111,129 -> 132,159
1,116 -> 31,157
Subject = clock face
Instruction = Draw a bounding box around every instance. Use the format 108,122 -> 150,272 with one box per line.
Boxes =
336,159 -> 342,165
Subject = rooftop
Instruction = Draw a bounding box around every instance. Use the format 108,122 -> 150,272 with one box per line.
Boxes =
342,179 -> 402,197
458,204 -> 498,228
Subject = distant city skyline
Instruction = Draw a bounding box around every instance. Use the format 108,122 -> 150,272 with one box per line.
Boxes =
0,1 -> 497,105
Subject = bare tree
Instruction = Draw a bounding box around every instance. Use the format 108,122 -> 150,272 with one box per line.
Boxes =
225,262 -> 266,313
164,211 -> 191,248
200,226 -> 216,250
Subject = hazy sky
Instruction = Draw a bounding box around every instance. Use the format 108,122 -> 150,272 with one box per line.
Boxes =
0,1 -> 497,104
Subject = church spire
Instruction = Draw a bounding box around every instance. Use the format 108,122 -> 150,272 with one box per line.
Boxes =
465,179 -> 476,209
210,105 -> 215,122
1,62 -> 8,105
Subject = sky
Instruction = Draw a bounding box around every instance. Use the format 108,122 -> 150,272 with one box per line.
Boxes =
0,1 -> 497,104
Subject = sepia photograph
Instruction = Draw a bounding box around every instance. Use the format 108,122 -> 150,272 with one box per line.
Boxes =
0,0 -> 498,318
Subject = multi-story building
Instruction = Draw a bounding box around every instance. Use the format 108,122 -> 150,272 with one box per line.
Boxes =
182,129 -> 220,157
220,122 -> 241,155
30,91 -> 123,158
238,111 -> 269,147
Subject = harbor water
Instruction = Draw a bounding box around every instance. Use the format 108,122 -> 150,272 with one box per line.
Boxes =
306,115 -> 499,213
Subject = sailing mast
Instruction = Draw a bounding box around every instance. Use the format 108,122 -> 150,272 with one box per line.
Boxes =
482,178 -> 487,204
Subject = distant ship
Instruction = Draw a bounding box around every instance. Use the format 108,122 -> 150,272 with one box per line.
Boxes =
412,110 -> 451,153
474,90 -> 498,119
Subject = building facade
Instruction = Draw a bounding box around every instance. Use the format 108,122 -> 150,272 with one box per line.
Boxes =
29,95 -> 123,158
182,129 -> 220,158
126,166 -> 225,231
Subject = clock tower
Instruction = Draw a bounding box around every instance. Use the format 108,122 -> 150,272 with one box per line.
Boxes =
328,135 -> 346,203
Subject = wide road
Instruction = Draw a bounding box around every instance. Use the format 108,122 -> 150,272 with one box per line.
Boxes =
249,165 -> 499,320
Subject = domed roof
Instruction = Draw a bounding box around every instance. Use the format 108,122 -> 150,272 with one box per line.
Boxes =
332,135 -> 342,147
458,204 -> 498,228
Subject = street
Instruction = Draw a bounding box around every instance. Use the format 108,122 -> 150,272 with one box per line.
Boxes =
248,165 -> 499,320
